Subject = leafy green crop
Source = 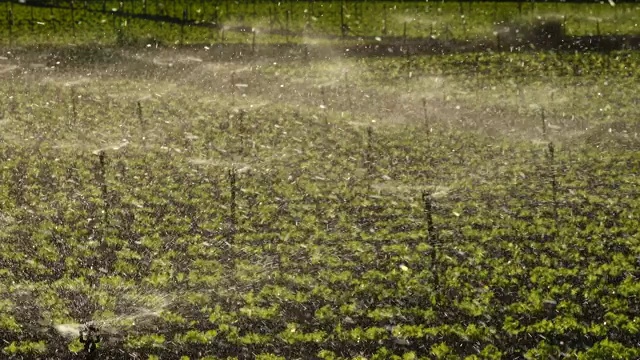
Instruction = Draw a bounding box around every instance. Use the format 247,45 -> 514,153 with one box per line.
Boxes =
0,13 -> 639,358
0,1 -> 639,47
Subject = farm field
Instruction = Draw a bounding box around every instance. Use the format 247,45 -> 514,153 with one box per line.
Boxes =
1,1 -> 640,360
0,1 -> 639,46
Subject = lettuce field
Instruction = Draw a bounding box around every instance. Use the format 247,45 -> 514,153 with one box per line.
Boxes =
0,0 -> 639,46
1,1 -> 640,360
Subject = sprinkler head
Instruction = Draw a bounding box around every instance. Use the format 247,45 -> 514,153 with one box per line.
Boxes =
79,323 -> 102,354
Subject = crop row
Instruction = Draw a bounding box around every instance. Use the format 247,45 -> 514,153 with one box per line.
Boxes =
1,49 -> 639,358
0,1 -> 638,46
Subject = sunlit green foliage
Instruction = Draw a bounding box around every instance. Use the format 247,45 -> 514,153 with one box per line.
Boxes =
0,7 -> 639,356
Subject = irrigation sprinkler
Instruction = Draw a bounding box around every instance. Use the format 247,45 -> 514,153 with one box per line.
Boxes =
230,72 -> 237,103
288,0 -> 293,22
403,21 -> 407,47
251,28 -> 256,54
344,72 -> 353,112
30,5 -> 35,34
462,16 -> 467,35
354,1 -> 362,22
98,151 -> 109,239
422,97 -> 429,132
11,161 -> 26,207
530,1 -> 536,20
181,8 -> 187,44
475,54 -> 481,99
340,1 -> 346,38
237,109 -> 246,155
228,167 -> 238,236
541,107 -> 547,138
70,88 -> 78,127
137,101 -> 146,148
443,23 -> 452,42
79,323 -> 102,354
422,191 -> 439,292
286,9 -> 290,43
547,142 -> 559,239
366,126 -> 374,181
518,1 -> 522,16
320,87 -> 328,125
113,3 -> 124,38
71,0 -> 76,40
8,1 -> 14,47
515,80 -> 524,115
382,5 -> 387,35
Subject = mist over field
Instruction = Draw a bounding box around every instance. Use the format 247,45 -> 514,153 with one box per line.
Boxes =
1,1 -> 640,359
